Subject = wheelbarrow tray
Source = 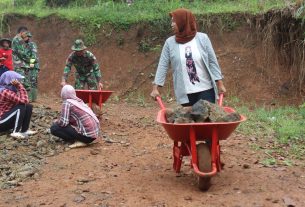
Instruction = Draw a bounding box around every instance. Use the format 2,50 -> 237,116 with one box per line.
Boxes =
75,90 -> 113,104
157,106 -> 246,142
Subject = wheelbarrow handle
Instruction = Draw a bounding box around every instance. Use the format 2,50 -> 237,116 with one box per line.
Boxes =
218,93 -> 224,107
156,96 -> 165,110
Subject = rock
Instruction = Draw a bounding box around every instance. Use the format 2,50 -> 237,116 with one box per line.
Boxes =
76,178 -> 95,185
206,102 -> 227,122
17,164 -> 37,178
5,180 -> 19,186
18,168 -> 36,178
36,140 -> 46,148
165,99 -> 241,123
191,100 -> 210,122
0,105 -> 66,189
165,107 -> 193,123
217,112 -> 241,122
184,196 -> 192,201
90,149 -> 100,155
272,199 -> 279,203
283,196 -> 296,207
243,164 -> 250,169
73,195 -> 86,203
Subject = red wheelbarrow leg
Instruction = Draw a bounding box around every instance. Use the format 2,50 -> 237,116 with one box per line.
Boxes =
172,141 -> 189,173
173,141 -> 182,173
190,126 -> 198,167
88,92 -> 93,109
212,127 -> 221,172
98,91 -> 103,111
216,143 -> 222,171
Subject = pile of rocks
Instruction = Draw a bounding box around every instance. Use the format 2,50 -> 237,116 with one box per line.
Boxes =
0,105 -> 66,189
166,100 -> 241,124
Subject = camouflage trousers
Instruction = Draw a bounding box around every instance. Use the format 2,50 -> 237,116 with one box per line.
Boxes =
75,72 -> 98,90
15,67 -> 39,102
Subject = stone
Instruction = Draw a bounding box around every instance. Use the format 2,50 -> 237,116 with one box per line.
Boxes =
165,107 -> 193,123
191,100 -> 210,122
282,196 -> 296,207
243,164 -> 250,169
0,105 -> 66,190
165,100 -> 241,123
36,140 -> 46,148
184,196 -> 192,201
73,195 -> 86,203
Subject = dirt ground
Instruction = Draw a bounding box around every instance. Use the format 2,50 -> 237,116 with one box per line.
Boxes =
1,14 -> 304,207
0,100 -> 304,207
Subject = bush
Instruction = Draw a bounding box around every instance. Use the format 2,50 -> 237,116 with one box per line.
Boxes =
45,0 -> 73,7
45,0 -> 125,7
14,0 -> 38,6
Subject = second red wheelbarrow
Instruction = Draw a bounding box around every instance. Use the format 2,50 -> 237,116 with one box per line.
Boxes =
75,90 -> 113,110
156,94 -> 246,190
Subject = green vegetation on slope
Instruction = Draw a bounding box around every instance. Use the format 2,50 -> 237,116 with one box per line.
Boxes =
0,0 -> 286,26
227,97 -> 305,163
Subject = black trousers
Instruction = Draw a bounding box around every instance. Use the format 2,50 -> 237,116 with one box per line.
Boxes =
0,104 -> 33,133
50,123 -> 95,144
182,88 -> 216,107
0,65 -> 9,77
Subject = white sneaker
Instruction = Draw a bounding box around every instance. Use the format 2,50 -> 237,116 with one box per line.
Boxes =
24,130 -> 38,136
10,132 -> 26,139
68,141 -> 88,149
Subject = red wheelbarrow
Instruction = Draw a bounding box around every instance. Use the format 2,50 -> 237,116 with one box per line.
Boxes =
75,90 -> 113,110
156,94 -> 246,190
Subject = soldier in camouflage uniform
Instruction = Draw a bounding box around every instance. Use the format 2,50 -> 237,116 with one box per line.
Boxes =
25,33 -> 40,102
12,27 -> 32,92
12,30 -> 39,102
61,39 -> 102,90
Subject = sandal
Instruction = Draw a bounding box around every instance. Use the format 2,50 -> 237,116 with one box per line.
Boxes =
68,141 -> 88,149
10,132 -> 26,139
24,130 -> 38,136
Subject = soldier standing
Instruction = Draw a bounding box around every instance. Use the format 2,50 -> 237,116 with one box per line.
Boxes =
12,27 -> 32,93
25,32 -> 40,102
61,39 -> 103,90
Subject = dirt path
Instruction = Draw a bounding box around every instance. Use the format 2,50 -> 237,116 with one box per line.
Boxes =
0,102 -> 304,207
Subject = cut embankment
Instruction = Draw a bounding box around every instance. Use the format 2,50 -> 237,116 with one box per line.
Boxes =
1,8 -> 304,105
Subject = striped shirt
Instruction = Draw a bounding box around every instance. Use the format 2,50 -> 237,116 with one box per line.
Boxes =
0,83 -> 29,119
57,101 -> 100,139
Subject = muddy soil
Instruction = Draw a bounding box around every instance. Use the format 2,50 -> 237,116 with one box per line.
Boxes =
0,101 -> 304,207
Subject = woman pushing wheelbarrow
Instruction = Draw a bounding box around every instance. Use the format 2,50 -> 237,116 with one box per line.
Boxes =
151,8 -> 245,191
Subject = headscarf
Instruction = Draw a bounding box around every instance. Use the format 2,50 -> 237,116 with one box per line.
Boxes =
0,71 -> 24,93
170,8 -> 197,44
61,85 -> 99,124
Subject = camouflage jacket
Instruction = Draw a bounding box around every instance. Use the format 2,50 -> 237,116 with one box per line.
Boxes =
12,34 -> 32,69
25,41 -> 40,69
63,50 -> 101,81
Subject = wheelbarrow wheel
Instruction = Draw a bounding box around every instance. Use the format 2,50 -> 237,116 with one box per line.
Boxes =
197,143 -> 211,191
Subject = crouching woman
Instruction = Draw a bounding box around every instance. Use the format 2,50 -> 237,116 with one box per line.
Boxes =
0,71 -> 37,138
50,85 -> 100,148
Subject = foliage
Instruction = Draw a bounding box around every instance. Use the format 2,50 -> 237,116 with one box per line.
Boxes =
227,97 -> 305,160
45,0 -> 72,7
0,0 -> 287,44
0,0 -> 286,26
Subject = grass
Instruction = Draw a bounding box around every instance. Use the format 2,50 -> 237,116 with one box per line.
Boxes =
0,0 -> 288,44
226,97 -> 305,162
0,0 -> 287,27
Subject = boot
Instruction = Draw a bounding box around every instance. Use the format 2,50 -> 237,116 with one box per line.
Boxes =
29,88 -> 38,102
